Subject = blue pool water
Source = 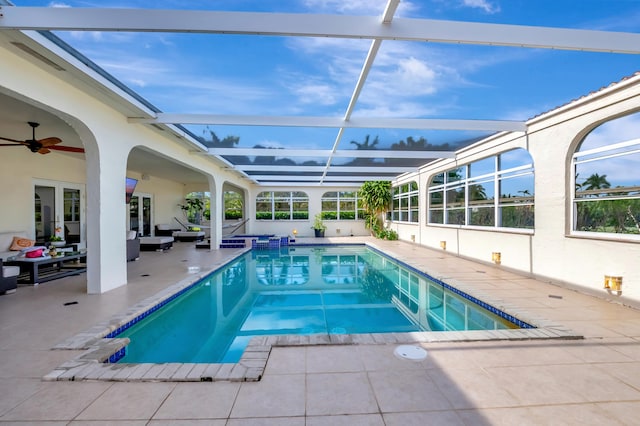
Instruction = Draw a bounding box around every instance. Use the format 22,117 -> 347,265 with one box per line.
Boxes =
116,245 -> 525,363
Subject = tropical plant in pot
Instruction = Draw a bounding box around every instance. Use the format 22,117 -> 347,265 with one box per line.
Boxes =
49,226 -> 66,247
179,197 -> 205,225
312,213 -> 327,237
359,180 -> 393,239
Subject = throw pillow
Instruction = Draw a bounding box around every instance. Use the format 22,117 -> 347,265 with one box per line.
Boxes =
10,236 -> 35,251
25,248 -> 44,258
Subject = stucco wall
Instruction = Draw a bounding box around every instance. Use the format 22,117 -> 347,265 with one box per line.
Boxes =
526,79 -> 640,302
0,143 -> 86,238
395,75 -> 640,306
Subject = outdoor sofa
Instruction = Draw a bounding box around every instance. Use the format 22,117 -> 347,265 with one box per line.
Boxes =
0,231 -> 29,294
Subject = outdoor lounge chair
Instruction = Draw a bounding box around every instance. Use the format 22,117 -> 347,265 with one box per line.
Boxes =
172,230 -> 206,242
155,224 -> 180,236
172,217 -> 208,242
140,236 -> 174,251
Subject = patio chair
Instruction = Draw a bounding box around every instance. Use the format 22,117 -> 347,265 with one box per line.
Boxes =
1,258 -> 19,294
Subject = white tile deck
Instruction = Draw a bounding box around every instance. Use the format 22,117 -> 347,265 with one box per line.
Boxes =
1,237 -> 640,424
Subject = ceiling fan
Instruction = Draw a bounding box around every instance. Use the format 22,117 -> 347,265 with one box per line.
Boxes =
0,121 -> 84,155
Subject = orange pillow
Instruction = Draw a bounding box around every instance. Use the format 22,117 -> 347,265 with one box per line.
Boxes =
10,236 -> 35,251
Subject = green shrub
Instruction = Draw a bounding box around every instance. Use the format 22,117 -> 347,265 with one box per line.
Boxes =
322,211 -> 338,220
225,210 -> 243,220
274,212 -> 291,220
339,211 -> 356,220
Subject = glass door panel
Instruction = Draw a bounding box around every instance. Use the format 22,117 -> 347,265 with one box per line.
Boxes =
63,188 -> 81,243
34,185 -> 56,243
142,196 -> 151,236
129,196 -> 140,235
34,180 -> 86,246
128,193 -> 153,237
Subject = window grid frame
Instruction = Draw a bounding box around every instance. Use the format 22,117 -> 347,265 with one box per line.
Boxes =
255,191 -> 309,221
391,181 -> 419,223
572,135 -> 640,237
427,150 -> 534,230
320,191 -> 364,221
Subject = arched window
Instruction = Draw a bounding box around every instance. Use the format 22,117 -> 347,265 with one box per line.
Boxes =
573,112 -> 640,236
321,191 -> 364,220
256,191 -> 309,220
391,182 -> 419,223
427,148 -> 534,229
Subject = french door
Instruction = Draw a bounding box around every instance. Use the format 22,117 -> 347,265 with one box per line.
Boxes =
34,180 -> 85,244
129,193 -> 153,237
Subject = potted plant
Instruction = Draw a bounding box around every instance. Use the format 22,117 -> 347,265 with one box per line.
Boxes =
359,180 -> 392,238
179,198 -> 205,225
312,213 -> 327,237
49,226 -> 66,247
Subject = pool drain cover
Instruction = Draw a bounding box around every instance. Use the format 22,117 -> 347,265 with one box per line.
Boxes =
394,345 -> 428,361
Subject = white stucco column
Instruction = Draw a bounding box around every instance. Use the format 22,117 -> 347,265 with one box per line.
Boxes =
85,135 -> 130,294
243,186 -> 253,235
210,176 -> 223,250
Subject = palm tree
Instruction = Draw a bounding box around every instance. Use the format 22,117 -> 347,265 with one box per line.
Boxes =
349,135 -> 380,166
350,135 -> 379,150
468,184 -> 487,201
583,173 -> 611,191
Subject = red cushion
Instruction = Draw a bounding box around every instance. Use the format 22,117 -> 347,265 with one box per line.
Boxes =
25,249 -> 43,258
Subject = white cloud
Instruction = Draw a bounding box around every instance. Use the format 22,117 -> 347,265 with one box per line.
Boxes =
293,83 -> 338,105
351,101 -> 440,118
461,0 -> 500,14
69,31 -> 104,42
431,0 -> 501,15
361,56 -> 439,104
584,114 -> 640,147
576,114 -> 640,187
394,57 -> 437,92
302,0 -> 419,16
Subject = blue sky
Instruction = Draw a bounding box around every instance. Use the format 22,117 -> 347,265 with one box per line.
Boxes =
11,0 -> 640,151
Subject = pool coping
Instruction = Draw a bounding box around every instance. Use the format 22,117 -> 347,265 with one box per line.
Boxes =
44,243 -> 583,382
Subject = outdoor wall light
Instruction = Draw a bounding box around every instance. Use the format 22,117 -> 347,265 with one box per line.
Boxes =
440,240 -> 446,250
410,234 -> 415,242
292,229 -> 298,237
491,252 -> 501,264
604,275 -> 623,293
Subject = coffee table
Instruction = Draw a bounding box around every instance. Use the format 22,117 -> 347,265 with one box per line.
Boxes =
5,252 -> 87,285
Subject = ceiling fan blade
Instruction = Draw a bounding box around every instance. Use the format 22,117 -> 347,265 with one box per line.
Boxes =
0,143 -> 28,146
38,137 -> 62,147
50,145 -> 85,153
0,135 -> 25,143
38,147 -> 51,155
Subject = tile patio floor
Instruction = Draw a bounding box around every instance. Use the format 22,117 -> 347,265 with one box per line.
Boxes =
1,237 -> 639,425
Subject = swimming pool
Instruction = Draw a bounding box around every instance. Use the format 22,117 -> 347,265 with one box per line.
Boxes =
114,245 -> 530,364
